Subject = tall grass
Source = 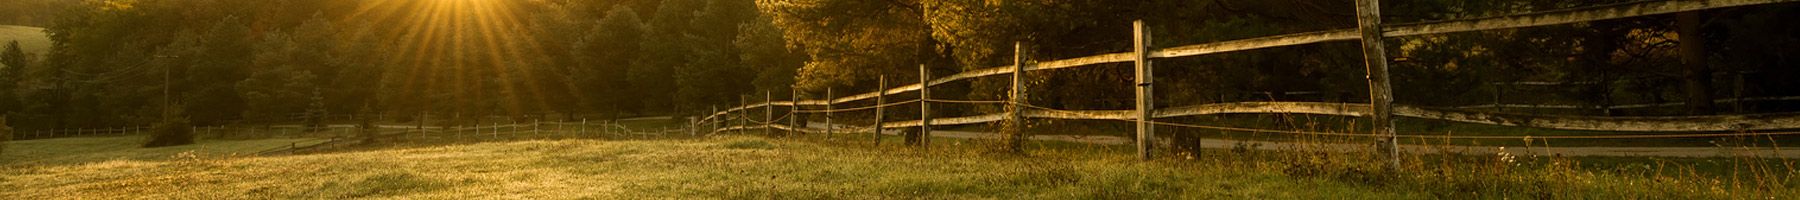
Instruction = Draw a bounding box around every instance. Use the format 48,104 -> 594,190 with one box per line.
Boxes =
3,126 -> 1794,199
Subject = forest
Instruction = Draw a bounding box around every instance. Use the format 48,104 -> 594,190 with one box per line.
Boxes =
0,0 -> 1795,133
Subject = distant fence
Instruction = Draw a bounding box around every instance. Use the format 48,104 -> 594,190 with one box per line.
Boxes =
247,118 -> 697,155
699,0 -> 1800,163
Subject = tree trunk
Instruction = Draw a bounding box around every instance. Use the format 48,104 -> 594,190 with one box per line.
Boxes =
1678,11 -> 1714,115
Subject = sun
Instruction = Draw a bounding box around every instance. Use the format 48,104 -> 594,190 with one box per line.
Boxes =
341,0 -> 553,116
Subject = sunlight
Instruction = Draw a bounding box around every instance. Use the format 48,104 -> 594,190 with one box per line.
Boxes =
340,0 -> 549,116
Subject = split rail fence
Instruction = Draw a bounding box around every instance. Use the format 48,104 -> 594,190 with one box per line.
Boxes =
698,0 -> 1800,165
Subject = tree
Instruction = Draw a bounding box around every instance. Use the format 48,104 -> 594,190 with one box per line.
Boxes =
632,0 -> 705,115
735,15 -> 805,100
0,41 -> 25,70
574,5 -> 647,118
674,0 -> 760,113
1678,12 -> 1714,115
239,32 -> 320,123
0,41 -> 27,114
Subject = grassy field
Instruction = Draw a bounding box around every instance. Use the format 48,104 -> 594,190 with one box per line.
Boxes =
1,136 -> 329,166
0,25 -> 50,56
972,114 -> 1800,147
2,132 -> 1794,199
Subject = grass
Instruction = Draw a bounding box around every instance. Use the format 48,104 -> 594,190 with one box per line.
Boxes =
0,25 -> 50,56
987,114 -> 1800,147
2,132 -> 1794,199
1,136 -> 328,166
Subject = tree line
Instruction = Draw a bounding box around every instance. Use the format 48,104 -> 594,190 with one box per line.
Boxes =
0,0 -> 1796,132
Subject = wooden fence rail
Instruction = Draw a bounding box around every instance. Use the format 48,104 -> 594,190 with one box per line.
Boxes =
699,0 -> 1800,163
702,0 -> 1796,123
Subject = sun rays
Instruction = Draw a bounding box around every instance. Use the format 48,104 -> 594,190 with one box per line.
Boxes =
338,0 -> 554,116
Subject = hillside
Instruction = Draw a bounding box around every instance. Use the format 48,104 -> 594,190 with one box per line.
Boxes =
3,135 -> 1786,199
0,25 -> 49,57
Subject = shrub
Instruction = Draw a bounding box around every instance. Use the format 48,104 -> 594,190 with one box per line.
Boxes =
143,118 -> 194,147
0,122 -> 10,155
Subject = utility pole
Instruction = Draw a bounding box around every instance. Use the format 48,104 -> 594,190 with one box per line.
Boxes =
156,55 -> 179,123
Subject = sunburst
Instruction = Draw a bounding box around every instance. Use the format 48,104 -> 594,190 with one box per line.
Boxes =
334,0 -> 555,117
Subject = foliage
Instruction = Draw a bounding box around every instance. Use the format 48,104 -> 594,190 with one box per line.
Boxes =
142,116 -> 193,148
9,0 -> 1798,137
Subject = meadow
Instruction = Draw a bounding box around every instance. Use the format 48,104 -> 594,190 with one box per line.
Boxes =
2,128 -> 1794,199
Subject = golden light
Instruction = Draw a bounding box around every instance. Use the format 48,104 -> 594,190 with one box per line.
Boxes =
338,0 -> 554,116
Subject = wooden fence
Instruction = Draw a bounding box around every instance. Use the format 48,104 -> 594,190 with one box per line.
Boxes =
699,0 -> 1800,164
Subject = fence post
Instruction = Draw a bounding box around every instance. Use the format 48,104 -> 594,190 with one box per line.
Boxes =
710,106 -> 719,133
825,88 -> 834,137
1133,20 -> 1156,160
1354,0 -> 1401,170
1009,41 -> 1030,153
789,90 -> 799,136
534,118 -> 541,136
919,64 -> 932,148
874,75 -> 886,146
1492,82 -> 1504,112
765,90 -> 773,137
418,112 -> 427,140
738,95 -> 745,132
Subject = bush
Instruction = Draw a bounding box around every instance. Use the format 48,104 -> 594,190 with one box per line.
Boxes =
0,125 -> 10,155
143,118 -> 195,148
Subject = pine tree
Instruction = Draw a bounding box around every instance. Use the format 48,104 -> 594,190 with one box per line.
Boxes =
0,41 -> 24,70
0,41 -> 27,113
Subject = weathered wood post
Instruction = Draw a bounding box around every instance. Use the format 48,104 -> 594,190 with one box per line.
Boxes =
826,88 -> 834,136
874,75 -> 887,146
710,106 -> 719,133
789,90 -> 799,136
1132,20 -> 1155,160
1008,41 -> 1029,153
1354,0 -> 1401,169
738,95 -> 747,132
1492,82 -> 1505,112
765,91 -> 774,136
918,64 -> 932,148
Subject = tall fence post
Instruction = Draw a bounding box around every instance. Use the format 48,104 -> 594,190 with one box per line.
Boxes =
710,106 -> 719,133
874,75 -> 887,146
825,88 -> 834,137
789,90 -> 799,136
765,91 -> 774,137
919,64 -> 932,148
738,95 -> 747,133
1009,41 -> 1033,153
1354,0 -> 1401,170
1133,20 -> 1156,160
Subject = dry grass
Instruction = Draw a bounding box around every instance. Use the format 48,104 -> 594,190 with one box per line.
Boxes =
0,25 -> 50,56
1,133 -> 1794,199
